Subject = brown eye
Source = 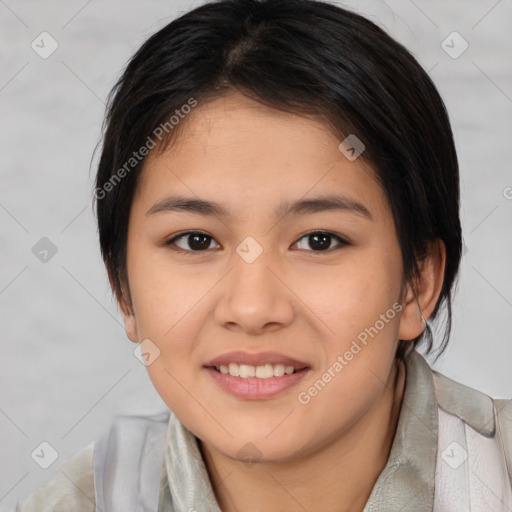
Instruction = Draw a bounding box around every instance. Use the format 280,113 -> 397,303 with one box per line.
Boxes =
294,231 -> 349,252
166,232 -> 221,252
165,230 -> 349,254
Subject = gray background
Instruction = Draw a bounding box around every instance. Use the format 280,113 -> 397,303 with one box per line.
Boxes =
0,0 -> 511,508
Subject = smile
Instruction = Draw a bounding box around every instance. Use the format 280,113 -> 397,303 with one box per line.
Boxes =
204,366 -> 310,399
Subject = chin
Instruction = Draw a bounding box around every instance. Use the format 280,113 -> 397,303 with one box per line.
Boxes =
205,429 -> 310,465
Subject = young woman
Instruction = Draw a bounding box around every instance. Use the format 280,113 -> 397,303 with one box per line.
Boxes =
12,0 -> 511,511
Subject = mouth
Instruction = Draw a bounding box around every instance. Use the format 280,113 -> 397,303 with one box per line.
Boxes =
205,364 -> 308,378
202,350 -> 311,399
203,364 -> 310,400
203,350 -> 311,375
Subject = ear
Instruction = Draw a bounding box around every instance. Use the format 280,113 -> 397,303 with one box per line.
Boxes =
119,294 -> 139,343
398,239 -> 446,341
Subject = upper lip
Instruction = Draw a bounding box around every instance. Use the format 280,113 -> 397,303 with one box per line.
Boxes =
204,351 -> 310,369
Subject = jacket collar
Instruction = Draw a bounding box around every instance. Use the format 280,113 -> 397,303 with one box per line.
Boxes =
432,369 -> 495,437
362,348 -> 438,511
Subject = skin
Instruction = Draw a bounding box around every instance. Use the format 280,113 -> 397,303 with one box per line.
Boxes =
120,91 -> 446,512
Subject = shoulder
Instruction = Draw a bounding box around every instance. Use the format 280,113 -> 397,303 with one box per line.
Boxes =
432,369 -> 512,485
12,409 -> 171,512
495,398 -> 512,433
431,369 -> 497,436
14,441 -> 95,512
432,369 -> 512,438
494,398 -> 512,478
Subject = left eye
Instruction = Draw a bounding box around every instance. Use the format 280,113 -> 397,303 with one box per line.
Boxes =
294,231 -> 348,252
165,231 -> 349,253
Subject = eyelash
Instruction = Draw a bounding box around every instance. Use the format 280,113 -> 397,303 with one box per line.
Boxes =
164,230 -> 350,255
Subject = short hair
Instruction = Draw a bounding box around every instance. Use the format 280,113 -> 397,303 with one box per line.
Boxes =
93,0 -> 462,361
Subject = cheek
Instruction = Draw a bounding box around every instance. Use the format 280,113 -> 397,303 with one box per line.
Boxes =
293,263 -> 402,439
128,249 -> 207,339
300,247 -> 402,334
300,252 -> 402,412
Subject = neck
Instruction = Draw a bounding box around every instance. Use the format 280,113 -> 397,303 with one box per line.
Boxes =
199,358 -> 406,512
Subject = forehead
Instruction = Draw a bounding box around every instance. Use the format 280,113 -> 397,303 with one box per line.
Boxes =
133,92 -> 389,221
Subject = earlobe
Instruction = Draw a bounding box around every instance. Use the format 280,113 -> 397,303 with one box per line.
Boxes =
397,285 -> 424,341
119,298 -> 139,343
123,313 -> 139,343
398,240 -> 446,341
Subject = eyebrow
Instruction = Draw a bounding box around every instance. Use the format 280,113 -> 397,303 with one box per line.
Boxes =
146,194 -> 372,220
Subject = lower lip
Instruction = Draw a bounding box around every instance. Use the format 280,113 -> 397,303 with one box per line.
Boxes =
204,367 -> 310,400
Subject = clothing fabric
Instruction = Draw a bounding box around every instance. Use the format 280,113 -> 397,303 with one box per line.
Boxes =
10,348 -> 512,511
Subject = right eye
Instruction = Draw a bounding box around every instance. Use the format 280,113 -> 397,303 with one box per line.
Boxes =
164,231 -> 221,253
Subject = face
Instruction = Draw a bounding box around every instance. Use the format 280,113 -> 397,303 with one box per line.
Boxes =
122,91 -> 413,463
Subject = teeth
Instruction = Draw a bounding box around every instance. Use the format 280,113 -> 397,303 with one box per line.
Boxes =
228,362 -> 239,377
273,364 -> 286,377
216,363 -> 300,379
239,364 -> 256,378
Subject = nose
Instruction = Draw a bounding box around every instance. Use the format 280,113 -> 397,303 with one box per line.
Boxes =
213,241 -> 294,336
